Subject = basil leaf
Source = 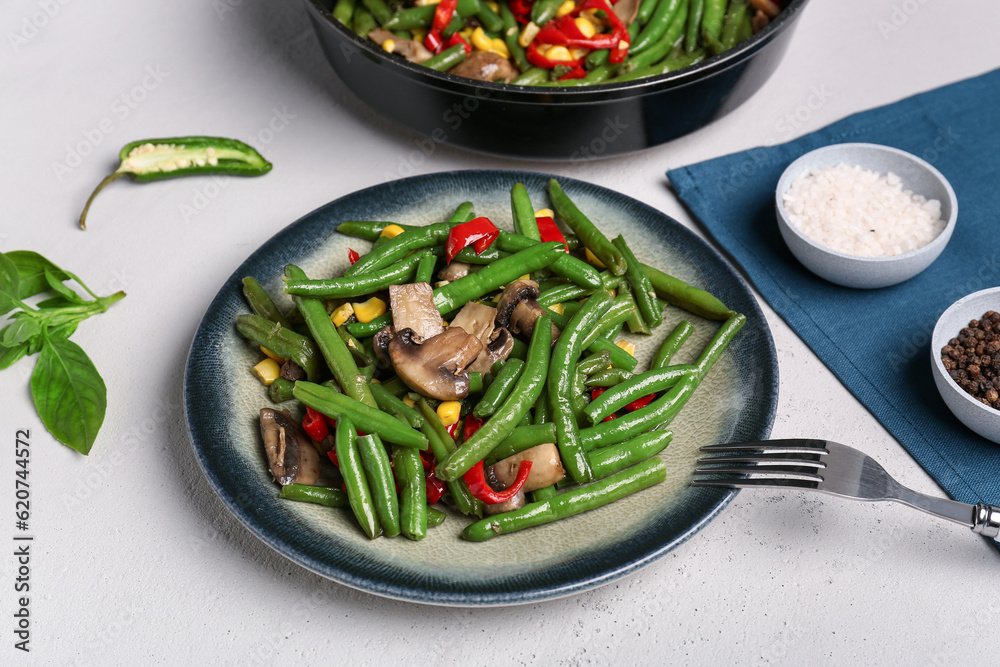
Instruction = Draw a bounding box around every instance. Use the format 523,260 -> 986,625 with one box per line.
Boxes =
43,269 -> 85,304
31,337 -> 107,455
0,342 -> 29,370
47,321 -> 79,340
1,316 -> 41,347
0,253 -> 20,316
6,250 -> 69,300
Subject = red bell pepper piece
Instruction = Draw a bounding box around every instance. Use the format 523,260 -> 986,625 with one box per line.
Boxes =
591,387 -> 617,421
327,449 -> 339,467
426,469 -> 447,504
347,248 -> 360,265
625,394 -> 656,411
424,30 -> 444,53
535,26 -> 619,49
463,414 -> 485,442
558,65 -> 588,80
425,0 -> 459,53
535,216 -> 569,252
463,460 -> 533,504
509,0 -> 533,22
302,406 -> 329,442
444,216 -> 500,263
580,0 -> 630,62
446,422 -> 460,440
447,33 -> 472,55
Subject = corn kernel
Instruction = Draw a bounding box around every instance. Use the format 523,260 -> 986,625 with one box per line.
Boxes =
486,0 -> 499,11
570,47 -> 589,60
411,28 -> 427,42
584,247 -> 606,267
471,27 -> 492,51
548,303 -> 565,315
519,22 -> 540,48
437,400 -> 462,427
489,38 -> 510,58
402,395 -> 417,408
414,0 -> 441,5
574,16 -> 596,38
352,296 -> 387,323
370,378 -> 381,384
379,224 -> 405,239
460,26 -> 475,40
252,358 -> 281,386
615,340 -> 637,357
534,208 -> 554,218
544,45 -> 573,62
260,346 -> 286,364
382,39 -> 396,54
330,302 -> 355,327
556,0 -> 576,17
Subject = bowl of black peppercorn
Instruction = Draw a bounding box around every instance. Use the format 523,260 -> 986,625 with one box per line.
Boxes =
932,287 -> 1000,443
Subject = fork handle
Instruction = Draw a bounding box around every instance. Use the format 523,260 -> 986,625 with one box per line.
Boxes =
972,504 -> 1000,539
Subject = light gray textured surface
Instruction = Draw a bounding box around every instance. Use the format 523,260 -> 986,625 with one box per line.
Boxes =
2,0 -> 998,664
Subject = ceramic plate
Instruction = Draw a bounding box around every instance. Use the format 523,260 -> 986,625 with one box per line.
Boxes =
184,170 -> 777,606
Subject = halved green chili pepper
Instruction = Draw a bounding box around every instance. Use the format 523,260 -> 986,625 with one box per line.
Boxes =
79,137 -> 271,230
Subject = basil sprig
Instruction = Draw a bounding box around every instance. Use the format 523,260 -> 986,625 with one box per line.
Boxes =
0,251 -> 124,454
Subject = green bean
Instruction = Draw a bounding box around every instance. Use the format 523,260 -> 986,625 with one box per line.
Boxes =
549,300 -> 639,371
432,242 -> 564,314
625,0 -> 687,70
584,367 -> 631,387
370,381 -> 424,428
584,365 -> 696,423
415,252 -> 437,284
538,284 -> 590,306
581,297 -> 636,348
694,313 -> 745,378
268,377 -> 295,403
685,0 -> 705,51
437,314 -> 552,481
337,220 -> 406,241
737,10 -> 752,41
335,417 -> 381,539
383,5 -> 433,30
378,376 -> 408,397
719,0 -> 748,50
641,263 -> 733,320
531,485 -> 559,503
475,0 -> 504,33
468,371 -> 484,395
416,398 -> 457,456
652,320 -> 694,369
701,0 -> 726,42
283,251 -> 427,298
637,0 -> 661,24
579,376 -> 696,449
548,290 -> 611,484
345,312 -> 392,338
279,483 -> 349,508
577,350 -> 612,376
235,314 -> 324,382
434,243 -> 508,265
571,362 -> 590,419
495,232 -> 603,291
352,7 -> 376,36
484,423 -> 557,465
427,506 -> 447,527
612,235 -> 662,329
613,49 -> 706,82
356,433 -> 401,537
512,67 -> 551,86
547,179 -> 626,276
500,6 -> 531,74
587,429 -> 673,479
531,0 -> 561,26
392,444 -> 427,540
242,276 -> 293,330
442,13 -> 465,38
510,183 -> 540,242
533,383 -> 551,425
617,283 -> 651,335
332,0 -> 357,26
344,223 -> 448,277
631,0 -> 684,54
473,358 -> 524,418
362,0 -> 392,25
448,201 -> 476,224
294,382 -> 428,449
417,401 -> 482,517
461,457 -> 666,541
423,44 -> 467,72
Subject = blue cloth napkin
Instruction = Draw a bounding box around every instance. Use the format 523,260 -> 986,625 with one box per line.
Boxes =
668,68 -> 1000,522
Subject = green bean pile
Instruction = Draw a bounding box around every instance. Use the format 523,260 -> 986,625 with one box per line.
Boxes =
332,0 -> 782,87
238,178 -> 745,541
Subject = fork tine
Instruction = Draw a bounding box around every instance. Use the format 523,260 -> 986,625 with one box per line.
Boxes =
691,478 -> 821,490
700,439 -> 829,454
696,454 -> 825,468
693,465 -> 824,481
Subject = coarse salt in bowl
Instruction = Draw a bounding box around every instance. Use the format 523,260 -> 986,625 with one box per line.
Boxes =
775,143 -> 958,289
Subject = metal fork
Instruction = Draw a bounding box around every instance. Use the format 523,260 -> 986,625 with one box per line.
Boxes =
692,439 -> 1000,540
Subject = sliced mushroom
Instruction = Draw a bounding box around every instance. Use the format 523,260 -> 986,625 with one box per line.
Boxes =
437,261 -> 474,282
468,327 -> 514,374
280,359 -> 305,382
751,9 -> 769,32
388,327 -> 483,400
489,443 -> 565,493
259,408 -> 320,486
495,279 -> 561,341
450,301 -> 497,345
447,52 -> 517,83
389,282 -> 444,341
368,28 -> 433,63
483,466 -> 527,515
612,0 -> 640,25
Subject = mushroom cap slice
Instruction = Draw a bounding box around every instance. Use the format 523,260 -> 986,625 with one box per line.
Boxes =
368,28 -> 433,63
259,408 -> 320,486
495,279 -> 541,329
451,301 -> 514,373
447,51 -> 517,83
468,327 -> 514,374
388,327 -> 483,400
389,282 -> 444,341
437,261 -> 474,282
490,443 -> 565,493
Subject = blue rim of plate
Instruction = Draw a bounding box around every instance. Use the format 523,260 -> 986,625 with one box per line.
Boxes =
184,169 -> 778,606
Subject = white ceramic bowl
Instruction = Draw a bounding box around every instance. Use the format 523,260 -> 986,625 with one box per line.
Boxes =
931,287 -> 1000,443
775,143 -> 958,289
